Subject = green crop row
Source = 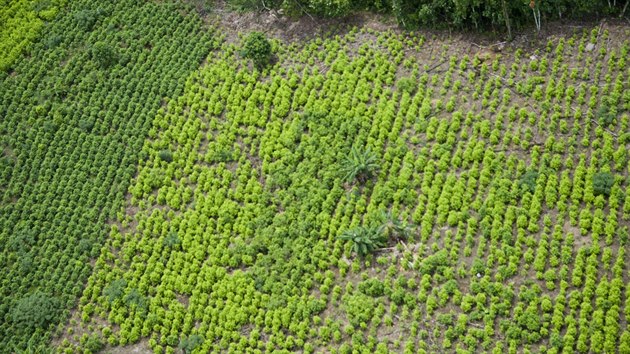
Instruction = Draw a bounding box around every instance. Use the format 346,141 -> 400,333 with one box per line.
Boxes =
0,0 -> 214,351
61,25 -> 629,353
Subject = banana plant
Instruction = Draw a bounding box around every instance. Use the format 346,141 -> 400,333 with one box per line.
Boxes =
338,224 -> 386,257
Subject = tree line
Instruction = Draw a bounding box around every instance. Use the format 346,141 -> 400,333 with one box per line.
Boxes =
230,0 -> 629,37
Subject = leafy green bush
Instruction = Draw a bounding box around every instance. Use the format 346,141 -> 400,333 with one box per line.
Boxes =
163,232 -> 181,248
11,292 -> 61,331
358,278 -> 385,297
104,278 -> 127,304
597,104 -> 616,127
74,8 -> 106,31
241,32 -> 273,69
79,119 -> 94,132
418,250 -> 450,275
593,172 -> 614,196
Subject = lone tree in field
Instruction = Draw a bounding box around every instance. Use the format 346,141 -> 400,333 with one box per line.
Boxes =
241,32 -> 273,69
341,146 -> 379,184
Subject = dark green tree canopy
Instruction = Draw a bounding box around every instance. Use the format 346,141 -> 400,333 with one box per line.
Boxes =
241,32 -> 273,69
11,292 -> 62,331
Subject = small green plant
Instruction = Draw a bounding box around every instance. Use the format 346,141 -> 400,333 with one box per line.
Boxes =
241,32 -> 273,69
338,225 -> 386,257
593,172 -> 614,196
341,146 -> 380,184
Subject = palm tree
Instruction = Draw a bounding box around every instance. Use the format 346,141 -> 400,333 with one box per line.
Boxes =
341,146 -> 379,184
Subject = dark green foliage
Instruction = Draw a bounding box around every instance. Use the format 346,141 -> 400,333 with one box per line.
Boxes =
519,170 -> 538,194
74,8 -> 106,31
124,288 -> 148,314
256,0 -> 625,34
91,41 -> 118,68
179,334 -> 204,354
163,232 -> 181,248
78,119 -> 94,132
308,0 -> 351,17
338,225 -> 386,256
44,35 -> 63,49
593,172 -> 614,196
341,146 -> 380,184
11,292 -> 61,331
597,104 -> 616,127
158,149 -> 173,163
471,258 -> 486,276
241,32 -> 273,69
227,0 -> 261,12
187,0 -> 214,15
104,279 -> 127,304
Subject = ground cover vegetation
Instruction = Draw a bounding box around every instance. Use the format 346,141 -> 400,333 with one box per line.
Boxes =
0,0 -> 214,351
55,20 -> 630,354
